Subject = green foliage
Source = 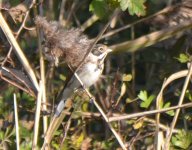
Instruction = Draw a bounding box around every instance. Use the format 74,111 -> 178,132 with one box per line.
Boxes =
20,139 -> 32,150
175,53 -> 190,63
19,92 -> 35,109
185,90 -> 192,101
52,141 -> 61,150
0,127 -> 15,148
3,86 -> 15,101
89,0 -> 146,19
71,132 -> 85,149
161,102 -> 175,116
0,86 -> 15,116
119,0 -> 146,16
2,0 -> 192,149
172,130 -> 192,149
59,74 -> 67,81
93,139 -> 115,149
138,90 -> 155,108
184,113 -> 192,122
89,0 -> 110,19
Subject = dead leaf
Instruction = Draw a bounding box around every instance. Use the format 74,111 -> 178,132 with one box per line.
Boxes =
8,2 -> 28,23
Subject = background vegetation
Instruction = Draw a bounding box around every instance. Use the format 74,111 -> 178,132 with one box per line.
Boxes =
0,0 -> 192,149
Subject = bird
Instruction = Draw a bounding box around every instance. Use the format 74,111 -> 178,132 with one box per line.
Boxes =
35,16 -> 113,149
41,44 -> 111,149
55,44 -> 112,117
34,16 -> 112,116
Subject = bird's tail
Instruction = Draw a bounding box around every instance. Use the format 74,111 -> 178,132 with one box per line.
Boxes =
54,100 -> 66,117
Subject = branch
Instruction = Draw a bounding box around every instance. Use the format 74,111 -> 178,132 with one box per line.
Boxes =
0,13 -> 39,91
110,20 -> 192,53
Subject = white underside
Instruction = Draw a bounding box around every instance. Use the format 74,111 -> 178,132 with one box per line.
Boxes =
77,62 -> 103,88
55,51 -> 108,116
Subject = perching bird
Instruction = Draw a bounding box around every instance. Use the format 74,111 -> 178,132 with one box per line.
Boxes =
55,44 -> 112,116
35,16 -> 112,149
35,16 -> 112,116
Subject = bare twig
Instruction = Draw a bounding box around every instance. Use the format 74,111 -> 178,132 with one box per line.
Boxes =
155,79 -> 166,150
59,0 -> 67,24
41,103 -> 73,150
1,66 -> 36,96
32,81 -> 43,149
0,67 -> 36,97
109,102 -> 192,122
14,93 -> 20,150
143,118 -> 178,133
73,72 -> 127,150
0,12 -> 39,91
110,70 -> 189,122
42,10 -> 127,150
81,14 -> 99,31
164,62 -> 192,149
1,0 -> 36,66
60,112 -> 72,146
36,2 -> 48,134
100,4 -> 179,40
110,20 -> 192,53
66,0 -> 77,24
131,26 -> 136,96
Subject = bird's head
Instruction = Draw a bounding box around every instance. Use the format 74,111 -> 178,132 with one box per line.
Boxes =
92,44 -> 112,61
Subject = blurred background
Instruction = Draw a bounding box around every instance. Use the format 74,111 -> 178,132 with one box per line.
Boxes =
0,0 -> 192,149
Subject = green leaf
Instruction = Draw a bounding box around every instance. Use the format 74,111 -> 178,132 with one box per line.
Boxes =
119,0 -> 129,11
185,90 -> 192,101
0,131 -> 5,140
89,0 -> 108,19
140,95 -> 155,108
59,74 -> 66,81
138,90 -> 148,101
119,0 -> 146,16
171,130 -> 192,149
175,53 -> 190,63
163,102 -> 175,116
138,90 -> 155,108
72,132 -> 85,149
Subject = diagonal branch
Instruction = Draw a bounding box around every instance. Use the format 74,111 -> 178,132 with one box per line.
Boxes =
110,20 -> 192,53
0,13 -> 39,91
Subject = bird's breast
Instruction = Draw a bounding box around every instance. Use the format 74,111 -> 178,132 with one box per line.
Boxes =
77,62 -> 103,88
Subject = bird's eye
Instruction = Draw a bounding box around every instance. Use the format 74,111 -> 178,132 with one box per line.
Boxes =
99,47 -> 104,51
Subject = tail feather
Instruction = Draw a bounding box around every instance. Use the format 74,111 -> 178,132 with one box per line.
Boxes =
54,75 -> 81,117
55,100 -> 65,117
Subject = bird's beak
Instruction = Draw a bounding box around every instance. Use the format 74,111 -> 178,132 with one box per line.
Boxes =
107,48 -> 113,53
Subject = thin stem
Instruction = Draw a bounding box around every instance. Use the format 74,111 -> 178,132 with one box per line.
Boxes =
131,25 -> 135,96
164,62 -> 192,149
100,4 -> 179,40
73,72 -> 127,150
14,93 -> 20,150
59,0 -> 66,23
109,102 -> 192,122
1,0 -> 36,66
32,81 -> 43,149
0,12 -> 39,91
110,20 -> 192,53
37,1 -> 48,135
155,79 -> 166,150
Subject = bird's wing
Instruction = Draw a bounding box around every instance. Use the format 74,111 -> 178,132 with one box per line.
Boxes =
54,73 -> 82,117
